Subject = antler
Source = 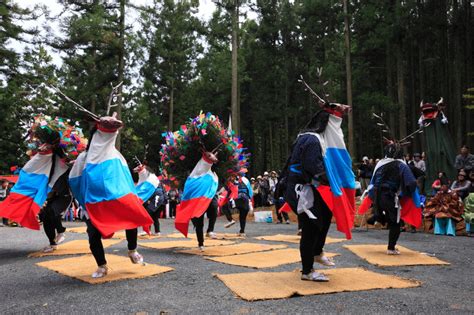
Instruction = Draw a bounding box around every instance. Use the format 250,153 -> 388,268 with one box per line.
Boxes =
298,74 -> 351,113
211,142 -> 224,154
316,67 -> 330,101
399,122 -> 430,143
436,97 -> 444,106
106,82 -> 123,115
298,75 -> 327,105
372,113 -> 395,140
49,85 -> 100,121
143,144 -> 149,162
133,155 -> 142,166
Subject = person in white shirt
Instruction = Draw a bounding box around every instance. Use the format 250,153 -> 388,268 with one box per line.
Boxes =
413,153 -> 426,194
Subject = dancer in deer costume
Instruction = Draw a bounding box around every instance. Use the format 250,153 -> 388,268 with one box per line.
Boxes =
161,112 -> 249,249
359,114 -> 423,255
52,84 -> 153,278
283,74 -> 355,282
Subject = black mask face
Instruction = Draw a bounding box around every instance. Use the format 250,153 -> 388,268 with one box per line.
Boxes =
301,110 -> 330,133
384,143 -> 403,159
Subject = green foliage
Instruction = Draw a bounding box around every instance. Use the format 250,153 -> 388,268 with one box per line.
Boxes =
0,0 -> 472,175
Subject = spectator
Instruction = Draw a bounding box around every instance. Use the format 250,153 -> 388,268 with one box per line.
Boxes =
0,180 -> 10,226
168,188 -> 179,218
253,176 -> 262,207
412,153 -> 426,194
273,175 -> 290,224
413,153 -> 426,172
450,169 -> 471,200
431,171 -> 449,196
268,171 -> 278,204
405,153 -> 413,164
454,145 -> 474,173
358,156 -> 373,191
260,172 -> 270,206
144,183 -> 168,236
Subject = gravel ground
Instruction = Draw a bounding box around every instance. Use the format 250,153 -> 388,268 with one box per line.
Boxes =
0,217 -> 473,315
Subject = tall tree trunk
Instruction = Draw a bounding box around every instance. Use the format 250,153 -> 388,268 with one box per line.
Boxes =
169,72 -> 174,131
91,49 -> 97,114
284,79 -> 289,158
453,1 -> 463,147
408,44 -> 419,152
116,0 -> 125,150
396,42 -> 407,144
269,122 -> 274,170
386,41 -> 397,141
464,0 -> 472,147
231,0 -> 239,135
343,0 -> 355,158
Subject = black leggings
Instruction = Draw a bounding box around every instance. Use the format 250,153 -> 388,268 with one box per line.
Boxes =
275,202 -> 289,222
42,208 -> 66,246
192,199 -> 218,246
221,203 -> 233,222
375,191 -> 401,250
169,200 -> 178,217
298,190 -> 333,274
235,198 -> 249,233
388,221 -> 401,250
148,205 -> 166,233
86,220 -> 138,267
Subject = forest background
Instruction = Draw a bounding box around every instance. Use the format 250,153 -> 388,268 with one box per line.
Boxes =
0,0 -> 472,176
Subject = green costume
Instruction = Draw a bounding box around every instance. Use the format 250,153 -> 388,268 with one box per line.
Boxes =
419,101 -> 457,195
463,193 -> 474,224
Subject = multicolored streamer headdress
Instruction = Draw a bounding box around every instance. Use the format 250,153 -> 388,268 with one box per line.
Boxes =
27,114 -> 88,160
160,112 -> 250,187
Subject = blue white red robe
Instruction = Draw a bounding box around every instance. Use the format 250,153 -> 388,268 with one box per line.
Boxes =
68,127 -> 152,238
283,114 -> 356,239
175,156 -> 218,237
135,168 -> 160,203
0,152 -> 69,230
359,158 -> 422,227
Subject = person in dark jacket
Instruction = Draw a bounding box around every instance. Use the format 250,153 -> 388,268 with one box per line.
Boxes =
285,109 -> 336,282
40,169 -> 73,252
274,178 -> 290,224
145,182 -> 168,236
366,143 -> 418,254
